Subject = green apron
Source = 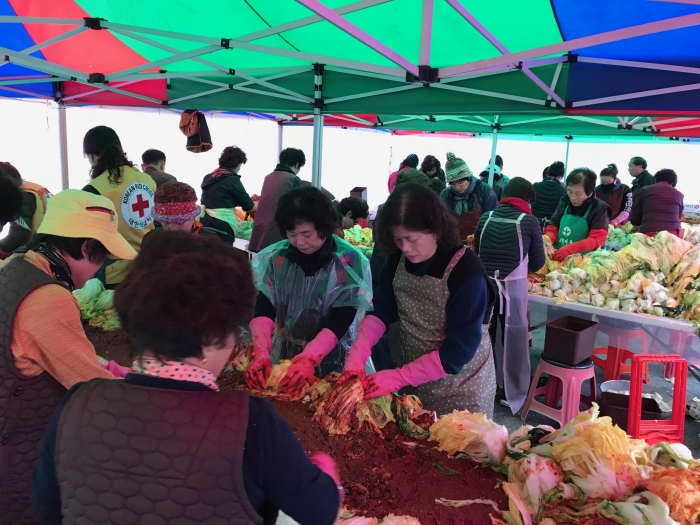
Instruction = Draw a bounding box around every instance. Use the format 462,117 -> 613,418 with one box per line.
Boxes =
554,204 -> 591,250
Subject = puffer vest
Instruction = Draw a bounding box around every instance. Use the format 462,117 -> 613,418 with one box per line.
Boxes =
55,379 -> 263,525
0,257 -> 67,525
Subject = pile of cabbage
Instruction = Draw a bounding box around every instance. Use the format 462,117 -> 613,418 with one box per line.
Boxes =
530,231 -> 699,318
72,278 -> 120,330
343,225 -> 374,258
428,404 -> 700,525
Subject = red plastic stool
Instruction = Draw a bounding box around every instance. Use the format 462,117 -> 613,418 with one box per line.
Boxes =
522,357 -> 596,427
592,325 -> 650,383
661,332 -> 696,379
628,354 -> 687,445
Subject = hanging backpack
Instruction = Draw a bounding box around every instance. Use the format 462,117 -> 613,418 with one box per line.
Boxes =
179,109 -> 212,153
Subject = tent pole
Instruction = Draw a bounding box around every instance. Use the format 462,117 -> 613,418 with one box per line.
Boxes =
312,64 -> 325,188
487,115 -> 499,187
564,137 -> 571,176
277,121 -> 284,157
58,101 -> 69,190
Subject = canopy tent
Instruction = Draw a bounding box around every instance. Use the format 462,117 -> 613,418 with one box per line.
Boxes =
3,0 -> 700,187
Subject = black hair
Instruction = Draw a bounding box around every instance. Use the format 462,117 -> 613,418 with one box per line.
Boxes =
115,232 -> 255,361
275,186 -> 338,240
375,183 -> 459,254
0,174 -> 23,226
399,153 -> 419,170
495,155 -> 503,169
83,126 -> 134,186
566,167 -> 597,196
503,177 -> 536,203
142,149 -> 166,166
600,163 -> 619,179
427,177 -> 445,194
654,169 -> 678,187
0,162 -> 22,184
420,155 -> 441,175
547,161 -> 565,180
27,234 -> 108,264
338,196 -> 369,220
219,146 -> 247,170
542,166 -> 550,179
630,156 -> 647,170
279,147 -> 306,168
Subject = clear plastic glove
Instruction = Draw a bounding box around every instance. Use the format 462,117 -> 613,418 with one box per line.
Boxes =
244,354 -> 272,390
278,355 -> 316,395
364,369 -> 407,399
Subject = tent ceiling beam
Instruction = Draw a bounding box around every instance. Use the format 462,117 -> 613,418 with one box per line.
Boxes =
629,116 -> 641,125
19,26 -> 87,55
116,71 -> 235,82
111,29 -> 230,74
572,81 -> 700,107
0,77 -> 62,86
1,46 -> 86,80
295,0 -> 419,75
234,71 -> 314,102
439,11 -> 700,77
186,75 -> 309,104
646,117 -> 659,132
62,81 -> 138,102
0,85 -> 52,99
569,115 -> 623,129
578,56 -> 700,75
420,0 -> 434,66
475,115 -> 493,125
169,86 -> 230,105
342,113 -> 375,125
75,80 -> 162,104
438,116 -> 489,126
234,0 -> 392,43
659,123 -> 700,132
444,0 -> 565,106
0,16 -> 83,25
107,44 -> 223,80
382,116 -> 419,125
324,83 -> 422,104
499,116 -> 566,127
633,117 -> 695,129
323,65 -> 406,83
431,82 -> 546,105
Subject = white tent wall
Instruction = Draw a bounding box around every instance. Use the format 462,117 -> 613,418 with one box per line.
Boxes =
1,98 -> 700,214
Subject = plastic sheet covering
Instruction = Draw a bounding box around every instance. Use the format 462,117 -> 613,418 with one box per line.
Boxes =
252,235 -> 372,375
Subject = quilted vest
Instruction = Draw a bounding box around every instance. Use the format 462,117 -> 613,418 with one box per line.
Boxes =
55,379 -> 263,525
0,257 -> 67,525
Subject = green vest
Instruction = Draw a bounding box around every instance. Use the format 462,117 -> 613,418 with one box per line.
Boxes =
554,204 -> 591,250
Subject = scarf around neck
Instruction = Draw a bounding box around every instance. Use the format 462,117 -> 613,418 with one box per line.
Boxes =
599,179 -> 621,195
449,177 -> 477,215
132,356 -> 219,391
500,197 -> 532,215
16,242 -> 75,291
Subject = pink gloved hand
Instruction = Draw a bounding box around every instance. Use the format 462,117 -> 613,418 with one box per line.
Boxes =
100,360 -> 130,378
310,452 -> 341,486
279,329 -> 338,395
339,315 -> 386,384
244,317 -> 275,390
364,350 -> 448,399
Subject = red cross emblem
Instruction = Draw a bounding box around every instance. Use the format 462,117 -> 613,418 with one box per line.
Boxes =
131,193 -> 150,218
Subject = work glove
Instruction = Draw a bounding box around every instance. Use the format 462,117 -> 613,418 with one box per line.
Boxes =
279,328 -> 338,395
100,359 -> 131,378
338,315 -> 386,385
364,350 -> 448,399
244,317 -> 275,390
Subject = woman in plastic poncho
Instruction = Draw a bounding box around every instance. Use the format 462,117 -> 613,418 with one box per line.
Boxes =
341,183 -> 496,418
82,126 -> 157,288
244,186 -> 372,396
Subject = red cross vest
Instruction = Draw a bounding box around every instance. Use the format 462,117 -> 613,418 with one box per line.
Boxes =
88,166 -> 156,255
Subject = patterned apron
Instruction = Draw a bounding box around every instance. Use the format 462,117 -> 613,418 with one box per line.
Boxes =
394,248 -> 496,418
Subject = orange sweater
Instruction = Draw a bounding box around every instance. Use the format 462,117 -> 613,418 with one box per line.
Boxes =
0,251 -> 115,388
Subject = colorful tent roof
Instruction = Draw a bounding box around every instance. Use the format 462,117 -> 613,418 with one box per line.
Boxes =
2,0 -> 700,136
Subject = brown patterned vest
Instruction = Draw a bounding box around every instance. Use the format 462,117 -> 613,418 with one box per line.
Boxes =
55,378 -> 263,525
0,257 -> 67,525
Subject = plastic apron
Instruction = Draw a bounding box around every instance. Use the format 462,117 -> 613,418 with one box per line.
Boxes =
554,204 -> 591,250
394,248 -> 496,418
251,236 -> 373,377
479,211 -> 530,414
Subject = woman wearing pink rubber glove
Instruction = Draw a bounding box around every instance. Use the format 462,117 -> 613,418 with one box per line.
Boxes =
246,186 -> 372,395
342,183 -> 497,418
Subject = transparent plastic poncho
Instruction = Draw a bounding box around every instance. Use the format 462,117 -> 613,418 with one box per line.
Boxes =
251,235 -> 372,375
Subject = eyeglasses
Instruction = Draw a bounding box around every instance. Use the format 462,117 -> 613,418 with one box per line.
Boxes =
449,179 -> 468,186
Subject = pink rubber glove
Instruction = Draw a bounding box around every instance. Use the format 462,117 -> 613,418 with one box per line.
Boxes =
338,315 -> 386,385
364,350 -> 447,399
310,452 -> 340,485
279,328 -> 338,394
244,316 -> 275,390
100,360 -> 130,378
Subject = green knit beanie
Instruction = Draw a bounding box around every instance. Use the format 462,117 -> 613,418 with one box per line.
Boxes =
445,152 -> 473,183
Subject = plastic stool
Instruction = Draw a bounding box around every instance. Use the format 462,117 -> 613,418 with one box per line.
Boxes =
522,357 -> 596,427
628,354 -> 687,445
592,325 -> 649,383
662,332 -> 696,379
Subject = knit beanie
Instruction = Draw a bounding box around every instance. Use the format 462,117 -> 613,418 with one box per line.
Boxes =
444,152 -> 473,183
151,181 -> 201,224
395,168 -> 429,187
